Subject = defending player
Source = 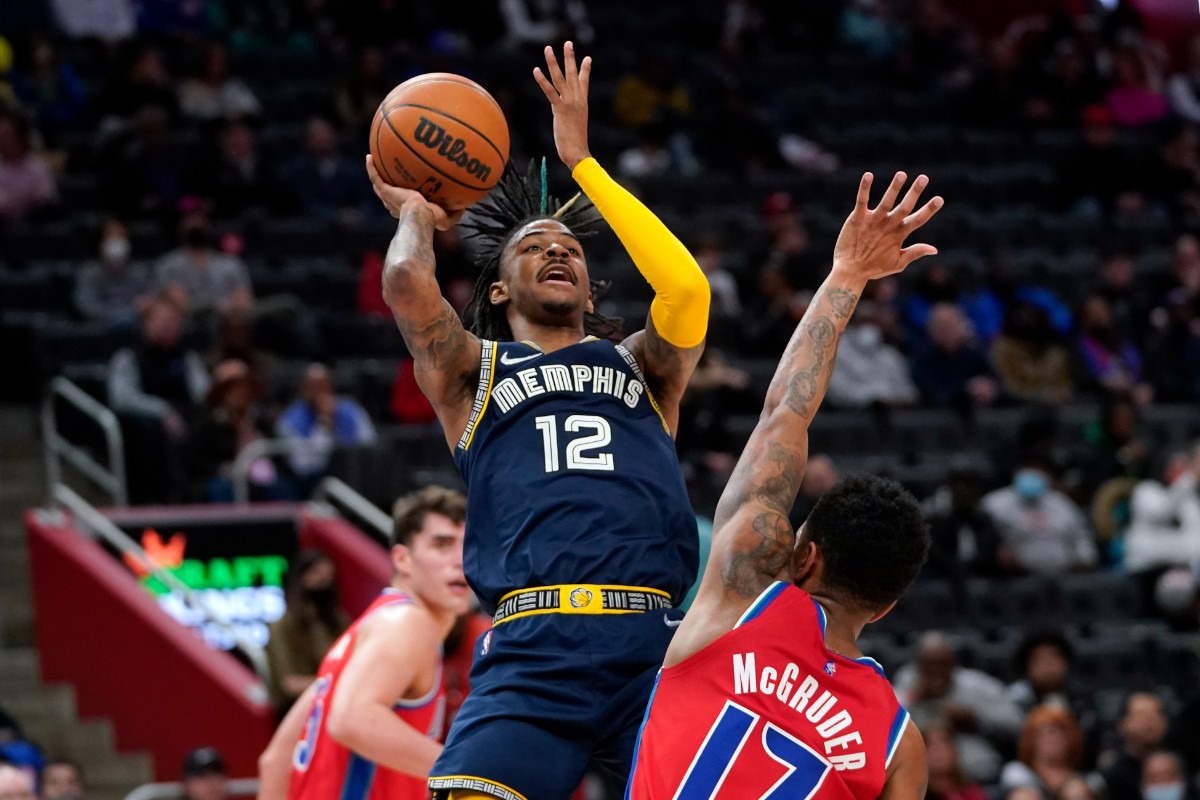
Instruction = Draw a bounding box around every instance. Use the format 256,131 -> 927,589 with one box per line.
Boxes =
255,487 -> 469,800
627,172 -> 942,799
364,42 -> 710,800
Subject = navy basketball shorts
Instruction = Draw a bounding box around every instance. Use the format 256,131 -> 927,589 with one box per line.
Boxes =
428,606 -> 685,800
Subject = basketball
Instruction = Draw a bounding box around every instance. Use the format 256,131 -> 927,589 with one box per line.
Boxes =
369,73 -> 510,211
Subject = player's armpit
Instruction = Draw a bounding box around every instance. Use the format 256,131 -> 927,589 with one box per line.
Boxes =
325,605 -> 443,778
380,201 -> 482,447
257,681 -> 318,800
879,723 -> 927,800
621,318 -> 704,436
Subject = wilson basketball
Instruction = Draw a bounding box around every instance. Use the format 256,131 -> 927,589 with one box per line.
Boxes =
370,73 -> 510,211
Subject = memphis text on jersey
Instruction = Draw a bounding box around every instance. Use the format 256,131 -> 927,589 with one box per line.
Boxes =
491,363 -> 645,414
732,651 -> 867,771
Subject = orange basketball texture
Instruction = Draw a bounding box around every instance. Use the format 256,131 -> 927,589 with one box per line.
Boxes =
370,73 -> 510,211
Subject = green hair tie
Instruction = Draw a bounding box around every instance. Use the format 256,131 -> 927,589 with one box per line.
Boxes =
539,157 -> 548,215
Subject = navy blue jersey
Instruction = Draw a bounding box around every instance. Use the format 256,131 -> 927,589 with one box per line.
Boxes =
453,337 -> 698,613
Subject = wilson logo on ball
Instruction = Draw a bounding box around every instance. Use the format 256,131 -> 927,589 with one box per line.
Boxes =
412,117 -> 493,182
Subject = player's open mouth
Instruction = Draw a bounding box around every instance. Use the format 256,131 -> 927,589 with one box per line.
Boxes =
537,263 -> 576,285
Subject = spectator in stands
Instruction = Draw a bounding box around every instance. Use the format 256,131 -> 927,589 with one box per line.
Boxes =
1147,121 -> 1200,226
1146,287 -> 1200,402
180,747 -> 227,800
753,191 -> 822,292
108,297 -> 209,503
39,759 -> 84,800
982,455 -> 1098,576
911,302 -> 999,411
1079,393 -> 1151,499
1106,44 -> 1169,129
185,358 -> 289,502
10,35 -> 86,146
616,122 -> 674,179
1167,34 -> 1200,125
894,632 -> 1024,783
1100,692 -> 1169,800
744,264 -> 804,355
1007,631 -> 1089,721
102,105 -> 186,222
1096,249 -> 1151,346
0,765 -> 35,800
1077,295 -> 1150,401
51,0 -> 135,42
921,463 -> 1004,586
276,363 -> 376,496
0,111 -> 57,221
498,0 -> 594,50
178,42 -> 260,122
999,705 -> 1099,798
694,234 -> 741,328
826,309 -> 919,410
841,0 -> 900,62
677,347 -> 750,486
1032,40 -> 1105,127
265,550 -> 350,712
331,46 -> 391,132
154,211 -> 254,317
73,218 -> 152,330
1004,789 -> 1045,800
1141,750 -> 1194,800
613,54 -> 690,132
1124,445 -> 1200,575
898,0 -> 974,92
789,453 -> 838,528
287,116 -> 368,223
1059,104 -> 1145,219
990,300 -> 1074,403
925,722 -> 989,800
96,47 -> 178,132
201,119 -> 289,220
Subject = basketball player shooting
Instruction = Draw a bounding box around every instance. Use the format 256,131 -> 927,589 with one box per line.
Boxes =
256,488 -> 469,800
627,172 -> 942,799
365,42 -> 711,800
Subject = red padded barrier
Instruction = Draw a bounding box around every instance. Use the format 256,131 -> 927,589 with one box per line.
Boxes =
26,510 -> 275,781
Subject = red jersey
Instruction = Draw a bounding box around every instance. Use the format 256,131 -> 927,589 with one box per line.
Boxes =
288,590 -> 445,800
628,582 -> 910,799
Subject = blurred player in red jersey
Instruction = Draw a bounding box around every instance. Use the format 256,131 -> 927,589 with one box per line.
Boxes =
627,172 -> 943,799
256,486 -> 469,800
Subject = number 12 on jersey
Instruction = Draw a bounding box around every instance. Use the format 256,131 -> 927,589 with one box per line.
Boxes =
674,701 -> 831,800
534,414 -> 615,473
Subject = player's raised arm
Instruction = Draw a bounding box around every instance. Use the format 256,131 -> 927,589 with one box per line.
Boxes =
682,172 -> 943,638
367,157 -> 482,448
534,42 -> 710,434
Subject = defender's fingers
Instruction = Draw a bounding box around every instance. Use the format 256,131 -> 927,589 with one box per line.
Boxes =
899,243 -> 939,268
894,174 -> 929,216
854,172 -> 874,211
903,196 -> 945,229
876,171 -> 907,211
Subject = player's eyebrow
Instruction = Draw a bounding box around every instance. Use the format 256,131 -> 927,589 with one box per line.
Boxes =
515,229 -> 581,246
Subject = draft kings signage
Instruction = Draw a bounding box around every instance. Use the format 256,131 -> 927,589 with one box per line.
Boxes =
113,514 -> 299,651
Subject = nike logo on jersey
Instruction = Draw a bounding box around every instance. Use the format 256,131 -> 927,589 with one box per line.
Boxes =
499,351 -> 542,366
664,614 -> 683,628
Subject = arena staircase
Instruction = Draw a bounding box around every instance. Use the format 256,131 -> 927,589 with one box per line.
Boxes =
0,404 -> 153,800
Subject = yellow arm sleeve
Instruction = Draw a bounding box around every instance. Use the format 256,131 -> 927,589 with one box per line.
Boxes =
571,157 -> 711,348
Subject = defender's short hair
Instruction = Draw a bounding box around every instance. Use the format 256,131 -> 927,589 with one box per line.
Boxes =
391,486 -> 466,546
804,474 -> 929,612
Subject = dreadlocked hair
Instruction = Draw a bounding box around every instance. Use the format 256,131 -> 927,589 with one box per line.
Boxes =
460,159 -> 624,342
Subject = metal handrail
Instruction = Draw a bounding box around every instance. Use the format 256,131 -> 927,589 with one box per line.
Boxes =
313,476 -> 392,540
42,376 -> 128,507
52,484 -> 270,688
231,437 -> 316,505
123,778 -> 259,800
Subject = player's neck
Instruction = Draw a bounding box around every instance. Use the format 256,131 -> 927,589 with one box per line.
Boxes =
508,319 -> 588,353
389,579 -> 458,638
810,594 -> 868,659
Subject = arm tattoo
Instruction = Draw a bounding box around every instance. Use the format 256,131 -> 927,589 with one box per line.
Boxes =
401,306 -> 468,372
392,204 -> 436,265
713,280 -> 861,598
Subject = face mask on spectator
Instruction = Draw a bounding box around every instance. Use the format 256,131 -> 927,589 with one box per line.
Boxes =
1014,469 -> 1048,500
102,237 -> 131,263
306,584 -> 338,611
1144,783 -> 1186,800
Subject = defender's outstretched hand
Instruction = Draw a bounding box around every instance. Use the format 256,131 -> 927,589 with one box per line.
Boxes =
832,172 -> 944,282
365,155 -> 463,231
533,41 -> 592,171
